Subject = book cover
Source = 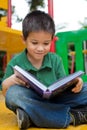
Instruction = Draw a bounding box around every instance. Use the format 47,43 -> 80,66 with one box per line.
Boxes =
14,65 -> 84,99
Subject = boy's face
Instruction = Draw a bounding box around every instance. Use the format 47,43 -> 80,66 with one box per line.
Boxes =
24,31 -> 52,62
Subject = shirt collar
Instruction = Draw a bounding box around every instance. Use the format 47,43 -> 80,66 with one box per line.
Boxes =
41,53 -> 52,70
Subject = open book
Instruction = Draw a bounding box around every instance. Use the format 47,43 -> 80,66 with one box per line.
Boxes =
13,65 -> 84,99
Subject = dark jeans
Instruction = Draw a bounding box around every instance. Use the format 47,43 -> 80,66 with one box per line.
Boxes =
5,83 -> 87,128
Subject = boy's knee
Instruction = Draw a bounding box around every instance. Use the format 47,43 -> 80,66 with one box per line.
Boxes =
5,85 -> 19,104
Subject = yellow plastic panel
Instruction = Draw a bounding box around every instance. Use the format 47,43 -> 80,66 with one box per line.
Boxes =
0,26 -> 26,63
0,16 -> 7,27
0,0 -> 8,9
0,21 -> 7,27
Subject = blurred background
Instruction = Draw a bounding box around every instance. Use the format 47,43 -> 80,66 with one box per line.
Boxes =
0,0 -> 87,32
12,0 -> 87,32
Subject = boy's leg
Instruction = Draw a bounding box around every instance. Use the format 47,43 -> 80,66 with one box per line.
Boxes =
70,106 -> 87,126
16,108 -> 32,129
5,85 -> 71,128
5,83 -> 87,128
53,82 -> 87,107
70,83 -> 87,125
53,82 -> 87,126
5,85 -> 34,129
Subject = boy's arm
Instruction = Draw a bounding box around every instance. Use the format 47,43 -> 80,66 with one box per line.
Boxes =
2,74 -> 26,96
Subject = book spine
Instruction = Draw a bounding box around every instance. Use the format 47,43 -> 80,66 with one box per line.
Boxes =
43,90 -> 52,99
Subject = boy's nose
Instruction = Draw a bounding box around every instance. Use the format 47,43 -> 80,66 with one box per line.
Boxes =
37,45 -> 44,51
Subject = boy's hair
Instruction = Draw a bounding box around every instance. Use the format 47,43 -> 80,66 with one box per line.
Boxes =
22,10 -> 55,40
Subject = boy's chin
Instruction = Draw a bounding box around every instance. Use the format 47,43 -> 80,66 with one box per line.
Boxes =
34,56 -> 44,61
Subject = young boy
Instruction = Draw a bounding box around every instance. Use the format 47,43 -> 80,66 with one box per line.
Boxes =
1,10 -> 87,129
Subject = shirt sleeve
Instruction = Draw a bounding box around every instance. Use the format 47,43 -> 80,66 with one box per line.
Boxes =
2,63 -> 14,82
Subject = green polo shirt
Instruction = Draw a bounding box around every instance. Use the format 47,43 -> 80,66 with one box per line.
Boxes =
2,49 -> 66,87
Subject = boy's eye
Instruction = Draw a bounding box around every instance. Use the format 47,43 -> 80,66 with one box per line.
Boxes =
31,41 -> 51,45
44,42 -> 50,45
31,41 -> 38,45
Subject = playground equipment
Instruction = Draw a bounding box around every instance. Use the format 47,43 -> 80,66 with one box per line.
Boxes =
0,0 -> 11,27
56,29 -> 87,82
0,26 -> 25,80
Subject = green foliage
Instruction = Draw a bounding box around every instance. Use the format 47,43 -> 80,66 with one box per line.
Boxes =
26,0 -> 45,11
79,16 -> 87,29
12,0 -> 45,22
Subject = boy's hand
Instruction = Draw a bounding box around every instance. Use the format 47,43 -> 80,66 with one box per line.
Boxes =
2,74 -> 26,96
11,74 -> 26,86
71,77 -> 83,93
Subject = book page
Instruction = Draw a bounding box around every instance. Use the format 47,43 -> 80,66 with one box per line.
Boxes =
48,71 -> 84,91
14,65 -> 47,91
